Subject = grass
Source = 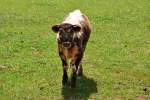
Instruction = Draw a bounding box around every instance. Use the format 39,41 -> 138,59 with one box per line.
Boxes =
0,0 -> 150,99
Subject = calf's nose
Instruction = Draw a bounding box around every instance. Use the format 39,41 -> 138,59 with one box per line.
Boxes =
62,42 -> 71,48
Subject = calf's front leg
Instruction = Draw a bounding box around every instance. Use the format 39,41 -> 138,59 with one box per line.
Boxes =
59,52 -> 68,85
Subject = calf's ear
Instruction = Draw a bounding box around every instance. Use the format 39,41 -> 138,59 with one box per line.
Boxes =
52,25 -> 60,33
72,25 -> 81,32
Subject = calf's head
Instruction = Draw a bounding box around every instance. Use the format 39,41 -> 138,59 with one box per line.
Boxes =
52,23 -> 81,48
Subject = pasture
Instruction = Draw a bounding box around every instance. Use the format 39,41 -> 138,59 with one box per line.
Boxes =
0,0 -> 150,99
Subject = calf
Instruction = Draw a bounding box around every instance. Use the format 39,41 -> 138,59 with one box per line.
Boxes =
52,10 -> 91,88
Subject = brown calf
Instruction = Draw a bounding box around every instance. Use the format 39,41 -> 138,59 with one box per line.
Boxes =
52,10 -> 91,88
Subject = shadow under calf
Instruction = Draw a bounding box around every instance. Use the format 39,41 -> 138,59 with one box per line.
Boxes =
61,75 -> 97,100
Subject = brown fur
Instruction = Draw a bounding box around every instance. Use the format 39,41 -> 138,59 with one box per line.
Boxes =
58,44 -> 78,59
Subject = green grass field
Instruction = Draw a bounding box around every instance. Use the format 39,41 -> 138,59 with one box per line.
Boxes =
0,0 -> 150,99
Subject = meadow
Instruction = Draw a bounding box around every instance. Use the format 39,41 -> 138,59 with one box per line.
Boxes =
0,0 -> 150,99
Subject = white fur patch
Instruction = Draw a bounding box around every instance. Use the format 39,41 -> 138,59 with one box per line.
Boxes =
56,33 -> 60,40
73,31 -> 82,39
63,10 -> 84,26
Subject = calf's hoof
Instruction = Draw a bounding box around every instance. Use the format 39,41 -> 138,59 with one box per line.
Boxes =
62,80 -> 68,86
70,82 -> 76,88
77,68 -> 83,76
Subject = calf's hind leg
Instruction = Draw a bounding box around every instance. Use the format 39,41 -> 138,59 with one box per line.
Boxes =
70,52 -> 83,88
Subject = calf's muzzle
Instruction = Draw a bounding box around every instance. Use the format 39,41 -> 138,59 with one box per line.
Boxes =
62,42 -> 71,48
